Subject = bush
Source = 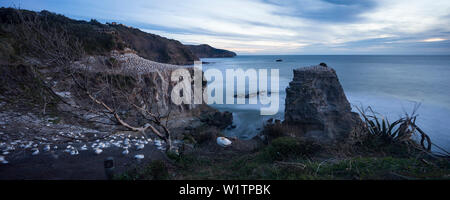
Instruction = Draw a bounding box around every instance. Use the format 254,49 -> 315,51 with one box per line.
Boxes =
263,137 -> 321,161
356,106 -> 432,152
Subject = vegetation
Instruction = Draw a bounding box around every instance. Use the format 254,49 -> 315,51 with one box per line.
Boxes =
0,7 -> 198,65
118,107 -> 449,180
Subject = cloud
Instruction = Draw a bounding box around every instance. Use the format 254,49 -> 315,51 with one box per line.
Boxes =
2,0 -> 450,54
422,38 -> 448,42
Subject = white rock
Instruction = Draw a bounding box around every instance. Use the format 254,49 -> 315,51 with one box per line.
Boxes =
216,137 -> 232,147
0,155 -> 5,162
94,148 -> 103,155
80,145 -> 88,151
134,154 -> 144,159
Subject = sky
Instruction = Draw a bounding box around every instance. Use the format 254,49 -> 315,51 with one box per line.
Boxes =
2,0 -> 450,55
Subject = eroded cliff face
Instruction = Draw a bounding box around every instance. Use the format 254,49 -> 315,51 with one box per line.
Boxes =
284,64 -> 361,143
69,51 -> 199,115
62,51 -> 232,139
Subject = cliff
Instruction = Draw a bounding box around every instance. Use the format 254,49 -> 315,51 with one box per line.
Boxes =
187,44 -> 236,58
0,8 -> 199,65
284,64 -> 361,143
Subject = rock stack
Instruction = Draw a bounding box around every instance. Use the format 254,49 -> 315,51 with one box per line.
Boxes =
284,64 -> 361,143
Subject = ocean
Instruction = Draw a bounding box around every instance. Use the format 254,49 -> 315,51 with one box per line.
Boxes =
200,55 -> 450,152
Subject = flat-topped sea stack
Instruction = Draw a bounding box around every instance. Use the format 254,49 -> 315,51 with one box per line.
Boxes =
284,64 -> 361,143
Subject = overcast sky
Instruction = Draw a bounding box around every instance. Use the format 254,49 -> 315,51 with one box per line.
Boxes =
2,0 -> 450,55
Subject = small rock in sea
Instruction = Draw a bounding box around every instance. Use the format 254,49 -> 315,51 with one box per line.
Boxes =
216,137 -> 232,147
2,151 -> 9,155
134,154 -> 144,160
94,148 -> 103,155
122,148 -> 129,155
0,155 -> 5,162
136,144 -> 145,150
32,149 -> 40,155
53,145 -> 58,150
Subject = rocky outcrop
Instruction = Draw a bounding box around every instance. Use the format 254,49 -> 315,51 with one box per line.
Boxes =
284,64 -> 361,143
187,44 -> 237,58
199,110 -> 233,129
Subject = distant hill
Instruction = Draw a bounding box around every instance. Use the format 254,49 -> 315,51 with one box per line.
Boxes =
0,7 -> 199,65
187,44 -> 236,58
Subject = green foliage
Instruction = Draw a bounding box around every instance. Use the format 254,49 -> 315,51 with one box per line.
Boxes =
356,106 -> 432,151
261,137 -> 321,162
117,160 -> 169,180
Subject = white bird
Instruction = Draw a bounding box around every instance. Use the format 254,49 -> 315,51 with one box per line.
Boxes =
122,148 -> 129,155
0,155 -> 8,164
31,149 -> 40,155
136,144 -> 145,150
134,154 -> 144,159
43,145 -> 50,152
80,145 -> 88,151
94,148 -> 103,155
98,142 -> 105,148
216,137 -> 232,147
70,150 -> 79,155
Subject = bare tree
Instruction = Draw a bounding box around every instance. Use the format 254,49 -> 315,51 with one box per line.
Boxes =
7,9 -> 174,150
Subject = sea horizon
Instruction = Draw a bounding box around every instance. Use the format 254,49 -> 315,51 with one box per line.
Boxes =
201,55 -> 450,153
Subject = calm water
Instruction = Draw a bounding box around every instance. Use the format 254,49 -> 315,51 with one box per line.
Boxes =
201,55 -> 450,152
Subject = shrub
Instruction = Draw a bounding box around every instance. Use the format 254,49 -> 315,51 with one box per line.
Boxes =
356,106 -> 432,151
263,136 -> 321,161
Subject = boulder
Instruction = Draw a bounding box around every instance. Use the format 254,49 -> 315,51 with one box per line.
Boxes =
284,64 -> 361,143
200,111 -> 233,129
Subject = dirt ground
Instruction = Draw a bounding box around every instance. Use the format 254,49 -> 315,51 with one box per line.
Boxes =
0,143 -> 166,180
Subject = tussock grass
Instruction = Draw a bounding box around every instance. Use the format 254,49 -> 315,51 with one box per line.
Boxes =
355,105 -> 432,152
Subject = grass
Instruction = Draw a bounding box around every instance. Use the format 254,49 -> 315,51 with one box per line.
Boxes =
356,105 -> 432,151
117,135 -> 449,180
168,152 -> 449,180
115,160 -> 170,180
